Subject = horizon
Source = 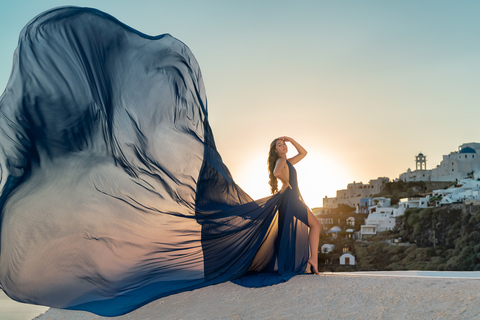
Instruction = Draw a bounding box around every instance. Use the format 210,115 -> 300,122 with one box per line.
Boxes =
1,1 -> 480,208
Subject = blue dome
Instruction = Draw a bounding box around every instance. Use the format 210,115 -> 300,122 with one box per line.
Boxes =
460,147 -> 476,154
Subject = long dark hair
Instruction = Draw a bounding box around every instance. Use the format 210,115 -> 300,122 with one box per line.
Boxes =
268,139 -> 279,194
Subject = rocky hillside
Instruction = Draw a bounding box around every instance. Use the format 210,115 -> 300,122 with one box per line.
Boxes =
355,204 -> 480,271
374,180 -> 452,204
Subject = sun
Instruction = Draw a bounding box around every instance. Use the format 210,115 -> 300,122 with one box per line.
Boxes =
294,149 -> 352,208
233,149 -> 352,208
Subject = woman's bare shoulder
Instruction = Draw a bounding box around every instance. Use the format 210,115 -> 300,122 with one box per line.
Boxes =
275,157 -> 287,167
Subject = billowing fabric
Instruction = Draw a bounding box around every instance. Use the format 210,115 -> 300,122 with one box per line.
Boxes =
0,6 -> 309,316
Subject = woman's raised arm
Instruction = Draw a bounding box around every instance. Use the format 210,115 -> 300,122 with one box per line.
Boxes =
282,137 -> 307,165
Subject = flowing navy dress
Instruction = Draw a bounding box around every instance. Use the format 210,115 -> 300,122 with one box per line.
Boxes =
232,160 -> 309,287
0,7 -> 310,316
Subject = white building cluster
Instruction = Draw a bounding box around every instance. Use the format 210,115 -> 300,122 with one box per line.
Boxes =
359,196 -> 429,238
318,142 -> 480,239
356,177 -> 480,238
400,143 -> 480,182
432,177 -> 480,205
323,177 -> 389,209
358,177 -> 480,238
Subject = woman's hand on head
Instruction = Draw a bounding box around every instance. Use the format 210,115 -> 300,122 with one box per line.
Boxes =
279,136 -> 293,143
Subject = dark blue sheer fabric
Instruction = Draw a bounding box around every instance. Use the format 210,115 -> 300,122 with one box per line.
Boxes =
0,7 -> 309,316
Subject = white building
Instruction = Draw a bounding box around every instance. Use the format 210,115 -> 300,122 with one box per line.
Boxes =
321,244 -> 335,254
369,197 -> 391,208
360,196 -> 429,237
400,143 -> 480,182
323,196 -> 338,208
366,212 -> 396,232
397,197 -> 429,212
336,178 -> 389,207
433,177 -> 480,205
317,217 -> 334,231
360,225 -> 377,237
339,253 -> 356,265
346,217 -> 355,227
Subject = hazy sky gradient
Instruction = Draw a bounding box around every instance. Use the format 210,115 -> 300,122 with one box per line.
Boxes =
1,1 -> 480,208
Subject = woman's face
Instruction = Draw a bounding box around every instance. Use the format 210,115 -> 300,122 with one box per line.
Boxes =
275,139 -> 288,155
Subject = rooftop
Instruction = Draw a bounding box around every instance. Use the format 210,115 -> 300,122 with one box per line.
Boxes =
459,146 -> 476,154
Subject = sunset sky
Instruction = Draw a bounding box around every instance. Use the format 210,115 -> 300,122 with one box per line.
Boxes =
1,1 -> 480,207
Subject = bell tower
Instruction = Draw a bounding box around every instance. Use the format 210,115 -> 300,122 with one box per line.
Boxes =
416,153 -> 426,170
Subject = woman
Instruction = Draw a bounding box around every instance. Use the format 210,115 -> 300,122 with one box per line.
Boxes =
0,7 -> 320,316
268,136 -> 320,274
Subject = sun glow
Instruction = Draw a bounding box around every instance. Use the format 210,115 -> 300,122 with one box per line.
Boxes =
234,148 -> 352,208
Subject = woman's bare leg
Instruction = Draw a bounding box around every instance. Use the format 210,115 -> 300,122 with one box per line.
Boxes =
307,207 -> 320,274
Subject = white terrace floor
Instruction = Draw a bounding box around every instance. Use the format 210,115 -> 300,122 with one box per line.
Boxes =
333,270 -> 480,279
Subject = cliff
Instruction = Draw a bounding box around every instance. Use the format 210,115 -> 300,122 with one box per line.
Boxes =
355,203 -> 480,271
